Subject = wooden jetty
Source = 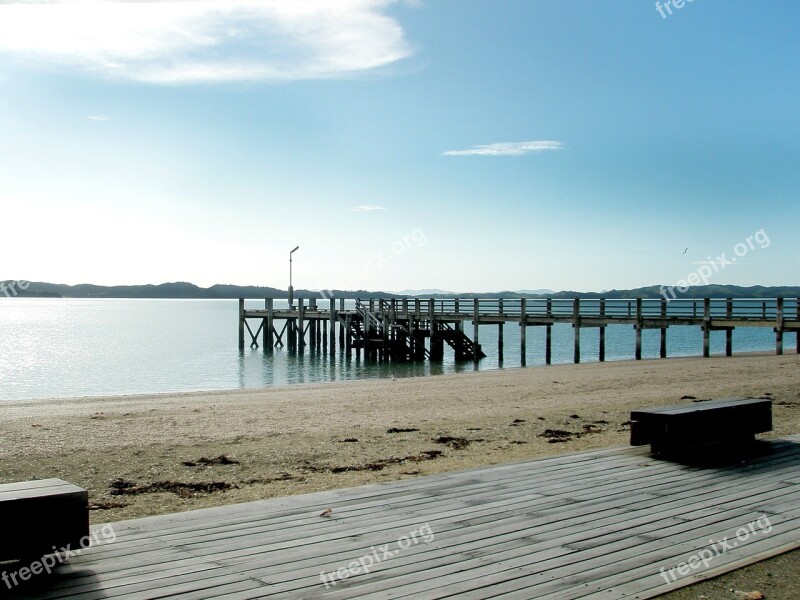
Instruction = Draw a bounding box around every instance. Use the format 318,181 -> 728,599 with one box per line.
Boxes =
239,297 -> 800,365
13,435 -> 800,599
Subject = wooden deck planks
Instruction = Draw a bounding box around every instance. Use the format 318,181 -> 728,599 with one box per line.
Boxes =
8,435 -> 800,599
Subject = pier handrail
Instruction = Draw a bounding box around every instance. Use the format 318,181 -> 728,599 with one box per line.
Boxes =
354,299 -> 381,332
245,297 -> 797,322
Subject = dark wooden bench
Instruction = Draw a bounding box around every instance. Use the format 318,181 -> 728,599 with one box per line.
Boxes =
0,479 -> 89,561
630,397 -> 772,455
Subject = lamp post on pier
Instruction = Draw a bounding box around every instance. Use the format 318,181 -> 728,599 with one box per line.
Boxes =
288,245 -> 299,308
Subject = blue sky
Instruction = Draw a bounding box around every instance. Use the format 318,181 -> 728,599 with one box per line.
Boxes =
1,0 -> 797,293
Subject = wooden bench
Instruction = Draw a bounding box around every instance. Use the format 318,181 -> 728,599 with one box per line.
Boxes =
630,397 -> 772,455
0,479 -> 89,561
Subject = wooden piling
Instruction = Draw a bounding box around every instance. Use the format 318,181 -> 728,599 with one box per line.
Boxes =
339,298 -> 345,351
573,298 -> 581,364
520,298 -> 527,366
545,298 -> 552,365
238,298 -> 245,350
329,297 -> 336,357
497,299 -> 504,362
265,298 -> 274,351
599,298 -> 606,362
776,297 -> 784,355
703,298 -> 711,358
660,298 -> 667,359
725,298 -> 733,357
345,314 -> 352,353
429,299 -> 443,361
473,298 -> 480,362
635,298 -> 643,360
298,299 -> 305,351
307,298 -> 316,350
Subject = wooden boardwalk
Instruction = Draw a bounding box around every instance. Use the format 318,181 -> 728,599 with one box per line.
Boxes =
10,436 -> 800,599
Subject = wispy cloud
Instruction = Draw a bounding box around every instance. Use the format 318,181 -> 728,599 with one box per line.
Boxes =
351,205 -> 385,212
86,115 -> 110,121
443,141 -> 563,156
0,1 -> 413,84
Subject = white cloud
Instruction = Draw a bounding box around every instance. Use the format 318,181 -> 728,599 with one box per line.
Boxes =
0,1 -> 412,84
351,205 -> 385,212
86,115 -> 110,121
443,141 -> 563,156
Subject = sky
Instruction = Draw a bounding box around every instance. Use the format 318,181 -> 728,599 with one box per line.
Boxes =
1,0 -> 798,293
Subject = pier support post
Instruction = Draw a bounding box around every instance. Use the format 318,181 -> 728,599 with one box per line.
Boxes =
473,299 -> 480,362
345,314 -> 352,353
573,298 -> 581,364
725,298 -> 733,357
298,299 -> 305,352
520,298 -> 527,366
703,298 -> 711,358
266,299 -> 274,351
238,298 -> 245,350
660,298 -> 667,359
262,300 -> 269,350
329,297 -> 336,357
308,298 -> 316,351
429,299 -> 444,361
796,298 -> 800,354
339,298 -> 345,351
776,297 -> 784,355
497,299 -> 504,363
316,315 -> 322,350
599,298 -> 606,362
383,311 -> 390,361
545,298 -> 552,365
635,298 -> 643,360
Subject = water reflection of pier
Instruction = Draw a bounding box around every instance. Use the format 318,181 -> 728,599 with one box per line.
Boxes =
239,297 -> 800,365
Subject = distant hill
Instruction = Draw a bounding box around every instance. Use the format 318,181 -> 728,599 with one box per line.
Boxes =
13,281 -> 283,299
5,281 -> 800,300
394,288 -> 457,296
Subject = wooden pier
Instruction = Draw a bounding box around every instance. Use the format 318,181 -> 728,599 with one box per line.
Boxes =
239,297 -> 800,365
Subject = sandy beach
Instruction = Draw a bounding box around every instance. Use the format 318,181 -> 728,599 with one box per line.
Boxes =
2,352 -> 799,597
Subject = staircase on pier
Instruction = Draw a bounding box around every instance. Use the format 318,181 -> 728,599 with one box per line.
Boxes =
343,300 -> 484,362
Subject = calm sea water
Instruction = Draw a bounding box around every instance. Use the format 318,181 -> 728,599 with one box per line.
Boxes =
0,298 -> 781,402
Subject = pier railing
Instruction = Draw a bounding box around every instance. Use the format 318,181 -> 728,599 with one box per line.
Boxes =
347,297 -> 798,321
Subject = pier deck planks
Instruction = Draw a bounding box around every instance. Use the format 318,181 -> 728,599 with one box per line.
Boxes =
10,436 -> 800,599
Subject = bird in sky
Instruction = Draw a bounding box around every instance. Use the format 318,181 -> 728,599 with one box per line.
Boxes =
682,247 -> 688,254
